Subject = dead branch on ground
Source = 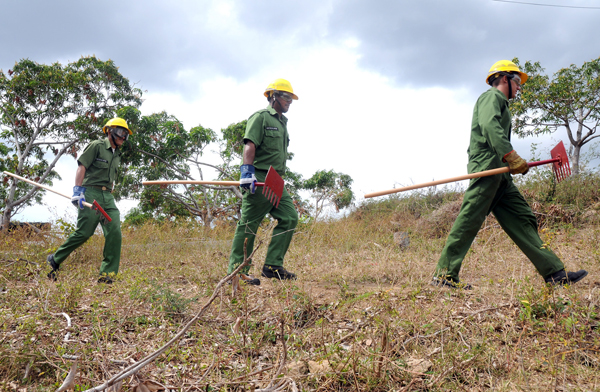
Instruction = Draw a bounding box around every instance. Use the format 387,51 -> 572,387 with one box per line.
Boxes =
77,240 -> 262,392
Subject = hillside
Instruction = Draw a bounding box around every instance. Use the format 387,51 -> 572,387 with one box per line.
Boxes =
1,172 -> 599,391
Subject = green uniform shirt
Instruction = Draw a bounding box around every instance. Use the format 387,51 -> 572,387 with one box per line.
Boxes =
78,138 -> 122,188
244,105 -> 290,174
467,87 -> 514,174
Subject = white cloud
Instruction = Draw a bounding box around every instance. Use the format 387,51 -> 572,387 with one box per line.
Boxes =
7,0 -> 599,222
343,38 -> 361,49
141,43 -> 476,202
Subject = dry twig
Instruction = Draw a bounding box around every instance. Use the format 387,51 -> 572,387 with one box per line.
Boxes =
78,240 -> 262,392
55,360 -> 77,392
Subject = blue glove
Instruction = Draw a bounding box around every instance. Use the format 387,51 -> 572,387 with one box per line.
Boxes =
240,164 -> 257,194
71,186 -> 86,209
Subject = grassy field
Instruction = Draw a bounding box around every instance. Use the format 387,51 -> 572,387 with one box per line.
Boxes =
1,172 -> 600,391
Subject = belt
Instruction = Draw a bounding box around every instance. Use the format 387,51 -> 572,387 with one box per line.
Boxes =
89,185 -> 112,192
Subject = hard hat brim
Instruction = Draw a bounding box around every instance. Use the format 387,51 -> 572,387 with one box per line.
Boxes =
103,126 -> 133,135
486,70 -> 528,86
263,90 -> 299,100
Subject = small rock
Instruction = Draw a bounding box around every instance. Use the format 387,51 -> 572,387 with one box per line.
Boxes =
582,210 -> 599,224
394,232 -> 410,249
286,361 -> 308,377
308,360 -> 332,375
406,357 -> 432,374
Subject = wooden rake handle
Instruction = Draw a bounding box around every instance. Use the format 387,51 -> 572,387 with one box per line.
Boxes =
4,170 -> 84,203
364,158 -> 559,199
143,165 -> 284,209
142,180 -> 265,186
2,171 -> 112,222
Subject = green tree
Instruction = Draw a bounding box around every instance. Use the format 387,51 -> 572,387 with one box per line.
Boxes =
303,169 -> 354,220
220,120 -> 246,174
123,116 -> 312,227
512,57 -> 600,175
0,57 -> 142,229
116,109 -> 235,226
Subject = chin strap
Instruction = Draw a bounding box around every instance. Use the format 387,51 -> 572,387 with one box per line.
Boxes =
269,93 -> 283,114
274,94 -> 283,112
109,130 -> 120,150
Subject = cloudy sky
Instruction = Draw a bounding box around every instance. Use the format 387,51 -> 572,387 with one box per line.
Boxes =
2,0 -> 599,222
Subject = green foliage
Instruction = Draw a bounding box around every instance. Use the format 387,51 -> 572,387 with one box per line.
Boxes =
220,120 -> 246,164
129,279 -> 196,319
56,218 -> 77,239
281,168 -> 310,216
115,109 -> 232,225
303,169 -> 354,219
122,207 -> 155,227
512,57 -> 600,174
0,56 -> 142,228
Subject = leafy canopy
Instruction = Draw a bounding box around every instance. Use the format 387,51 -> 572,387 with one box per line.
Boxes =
0,57 -> 142,228
303,169 -> 354,220
512,57 -> 600,174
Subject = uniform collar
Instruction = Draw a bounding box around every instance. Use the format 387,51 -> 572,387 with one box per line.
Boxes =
267,105 -> 288,124
103,137 -> 120,152
491,87 -> 509,104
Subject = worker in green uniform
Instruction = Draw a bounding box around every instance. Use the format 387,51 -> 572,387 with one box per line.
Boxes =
433,60 -> 587,289
228,79 -> 300,285
47,118 -> 132,284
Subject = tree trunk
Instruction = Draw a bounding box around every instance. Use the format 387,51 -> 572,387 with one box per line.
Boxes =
1,207 -> 12,232
572,144 -> 581,176
1,181 -> 19,231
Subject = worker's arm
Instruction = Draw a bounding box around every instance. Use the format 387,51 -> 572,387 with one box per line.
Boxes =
74,163 -> 86,186
243,141 -> 256,165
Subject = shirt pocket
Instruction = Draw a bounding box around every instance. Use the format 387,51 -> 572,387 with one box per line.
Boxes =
92,160 -> 109,170
263,128 -> 283,151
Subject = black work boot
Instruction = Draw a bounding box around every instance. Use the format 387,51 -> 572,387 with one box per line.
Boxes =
544,269 -> 588,286
227,274 -> 261,286
240,274 -> 261,285
262,265 -> 297,280
431,276 -> 472,290
97,276 -> 114,284
47,254 -> 59,281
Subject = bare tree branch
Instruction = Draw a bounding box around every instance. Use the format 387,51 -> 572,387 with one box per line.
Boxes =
80,241 -> 263,392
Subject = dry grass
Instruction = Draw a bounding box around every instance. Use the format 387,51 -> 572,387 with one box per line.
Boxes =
1,190 -> 600,391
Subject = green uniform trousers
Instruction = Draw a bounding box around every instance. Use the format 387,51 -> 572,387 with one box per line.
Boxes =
228,171 -> 298,275
435,174 -> 564,282
54,188 -> 122,276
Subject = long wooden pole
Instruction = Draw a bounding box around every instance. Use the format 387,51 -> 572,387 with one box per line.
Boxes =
4,171 -> 91,207
364,157 -> 561,199
364,167 -> 509,199
3,171 -> 112,222
142,180 -> 265,186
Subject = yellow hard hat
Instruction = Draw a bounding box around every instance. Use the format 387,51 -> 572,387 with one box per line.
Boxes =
102,117 -> 132,135
486,60 -> 528,85
263,78 -> 298,100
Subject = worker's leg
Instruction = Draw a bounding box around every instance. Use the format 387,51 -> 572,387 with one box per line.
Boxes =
435,175 -> 501,281
492,181 -> 564,279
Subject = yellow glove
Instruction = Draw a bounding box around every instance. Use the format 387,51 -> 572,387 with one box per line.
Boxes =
503,150 -> 529,175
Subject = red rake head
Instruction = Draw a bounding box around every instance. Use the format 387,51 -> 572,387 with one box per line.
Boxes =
550,141 -> 572,183
92,200 -> 112,224
262,166 -> 284,208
